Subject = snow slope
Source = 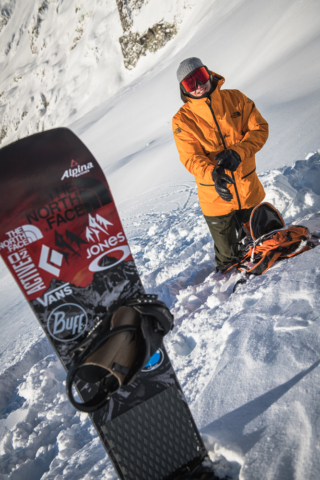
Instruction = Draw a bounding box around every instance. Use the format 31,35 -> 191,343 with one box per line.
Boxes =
1,0 -> 320,479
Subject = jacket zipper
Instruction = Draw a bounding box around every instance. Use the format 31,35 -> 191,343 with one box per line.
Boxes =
207,103 -> 242,210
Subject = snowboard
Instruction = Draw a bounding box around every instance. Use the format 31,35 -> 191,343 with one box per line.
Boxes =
0,128 -> 214,480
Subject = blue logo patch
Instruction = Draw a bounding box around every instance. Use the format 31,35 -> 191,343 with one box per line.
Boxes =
142,349 -> 164,372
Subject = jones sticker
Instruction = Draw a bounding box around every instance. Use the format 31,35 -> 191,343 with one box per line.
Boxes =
47,303 -> 88,342
89,246 -> 131,272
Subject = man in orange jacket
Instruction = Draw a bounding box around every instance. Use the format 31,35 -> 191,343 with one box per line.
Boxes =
173,57 -> 268,271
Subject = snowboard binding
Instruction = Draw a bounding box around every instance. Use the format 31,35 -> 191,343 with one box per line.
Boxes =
66,294 -> 174,412
166,455 -> 220,480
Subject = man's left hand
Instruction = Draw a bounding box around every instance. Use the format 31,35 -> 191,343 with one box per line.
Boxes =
214,149 -> 241,172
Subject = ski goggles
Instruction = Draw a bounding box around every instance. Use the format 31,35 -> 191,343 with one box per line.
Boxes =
181,66 -> 210,93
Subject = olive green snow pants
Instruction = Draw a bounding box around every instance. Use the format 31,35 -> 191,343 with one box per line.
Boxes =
204,207 -> 254,271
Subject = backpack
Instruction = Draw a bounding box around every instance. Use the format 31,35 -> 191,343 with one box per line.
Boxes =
222,202 -> 316,276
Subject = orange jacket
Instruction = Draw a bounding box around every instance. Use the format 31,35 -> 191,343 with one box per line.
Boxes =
172,72 -> 268,216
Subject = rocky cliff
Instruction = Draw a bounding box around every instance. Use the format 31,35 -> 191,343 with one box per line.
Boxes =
116,0 -> 178,69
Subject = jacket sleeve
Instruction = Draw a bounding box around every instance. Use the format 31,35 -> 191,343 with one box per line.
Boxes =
230,93 -> 268,161
172,117 -> 215,184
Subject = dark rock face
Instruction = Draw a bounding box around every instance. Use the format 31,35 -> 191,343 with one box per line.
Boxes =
116,0 -> 178,69
116,0 -> 145,30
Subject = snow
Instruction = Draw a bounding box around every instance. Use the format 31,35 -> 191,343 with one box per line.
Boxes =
1,0 -> 320,479
130,0 -> 196,34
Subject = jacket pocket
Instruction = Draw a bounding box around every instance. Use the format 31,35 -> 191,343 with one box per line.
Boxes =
241,168 -> 256,180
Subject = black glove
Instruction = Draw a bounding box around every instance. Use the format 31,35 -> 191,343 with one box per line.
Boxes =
214,149 -> 241,172
213,171 -> 235,202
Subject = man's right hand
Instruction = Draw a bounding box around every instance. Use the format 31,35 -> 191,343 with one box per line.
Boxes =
214,149 -> 241,172
214,173 -> 235,202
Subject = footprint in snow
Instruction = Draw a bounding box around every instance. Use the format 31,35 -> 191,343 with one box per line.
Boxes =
274,299 -> 317,331
274,319 -> 310,331
171,333 -> 197,356
242,292 -> 263,308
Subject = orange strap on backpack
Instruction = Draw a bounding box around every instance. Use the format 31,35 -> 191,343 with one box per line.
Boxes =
222,203 -> 315,276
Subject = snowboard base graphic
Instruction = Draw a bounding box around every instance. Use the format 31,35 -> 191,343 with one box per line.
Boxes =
0,129 -> 214,479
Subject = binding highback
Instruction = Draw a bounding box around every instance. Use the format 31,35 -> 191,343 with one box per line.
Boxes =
66,294 -> 174,412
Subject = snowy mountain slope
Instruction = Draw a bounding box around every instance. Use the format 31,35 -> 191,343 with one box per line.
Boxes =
1,0 -> 320,479
0,0 -> 196,147
1,148 -> 320,480
0,0 -> 120,137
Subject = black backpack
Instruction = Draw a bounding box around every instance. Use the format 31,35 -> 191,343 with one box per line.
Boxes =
222,202 -> 315,276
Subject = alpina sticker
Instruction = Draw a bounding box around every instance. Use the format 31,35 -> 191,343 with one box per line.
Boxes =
61,161 -> 94,180
47,303 -> 88,342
